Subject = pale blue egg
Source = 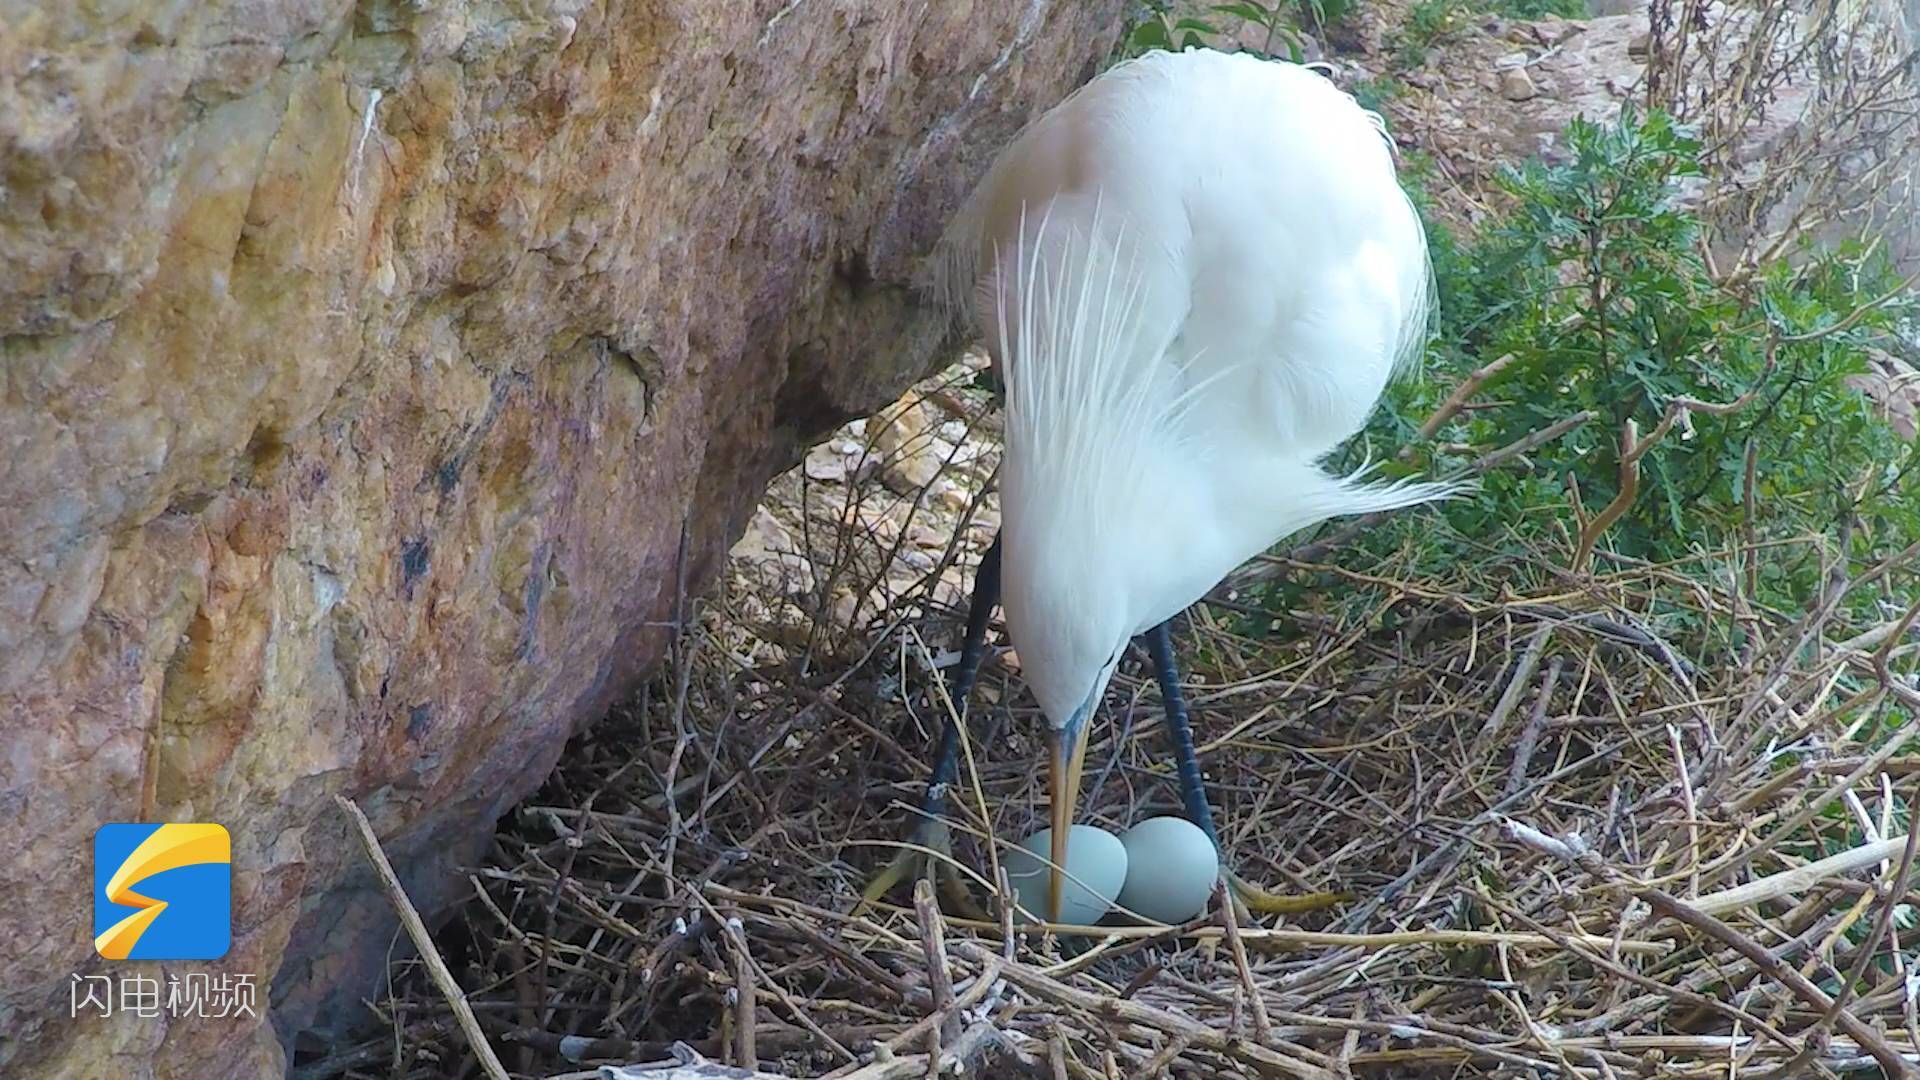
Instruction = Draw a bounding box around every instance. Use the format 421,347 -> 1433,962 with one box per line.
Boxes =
1003,825 -> 1128,925
1115,816 -> 1218,924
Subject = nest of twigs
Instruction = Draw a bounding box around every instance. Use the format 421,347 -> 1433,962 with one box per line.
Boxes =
311,361 -> 1920,1080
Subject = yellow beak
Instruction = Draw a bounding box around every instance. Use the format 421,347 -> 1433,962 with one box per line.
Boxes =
1046,721 -> 1089,922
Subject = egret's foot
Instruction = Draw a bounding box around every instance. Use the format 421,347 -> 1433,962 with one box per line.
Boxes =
1227,871 -> 1354,916
853,804 -> 987,920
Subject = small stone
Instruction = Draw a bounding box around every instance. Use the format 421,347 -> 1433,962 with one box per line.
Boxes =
940,437 -> 983,466
1628,31 -> 1651,57
728,506 -> 817,596
771,554 -> 815,595
871,400 -> 933,457
872,401 -> 942,493
882,454 -> 941,494
1531,17 -> 1581,47
930,480 -> 971,514
830,588 -> 863,629
936,563 -> 974,601
804,443 -> 853,483
845,503 -> 904,542
729,505 -> 794,561
1500,67 -> 1538,101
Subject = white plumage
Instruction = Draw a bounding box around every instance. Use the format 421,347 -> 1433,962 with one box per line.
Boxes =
933,49 -> 1453,740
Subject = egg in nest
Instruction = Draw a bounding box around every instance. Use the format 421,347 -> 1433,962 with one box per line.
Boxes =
1114,816 -> 1219,924
1003,824 -> 1127,925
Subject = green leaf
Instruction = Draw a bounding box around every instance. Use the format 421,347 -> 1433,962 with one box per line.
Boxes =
1128,18 -> 1172,52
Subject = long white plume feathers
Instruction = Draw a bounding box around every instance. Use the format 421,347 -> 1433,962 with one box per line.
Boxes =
984,196 -> 1460,548
988,198 -> 1180,524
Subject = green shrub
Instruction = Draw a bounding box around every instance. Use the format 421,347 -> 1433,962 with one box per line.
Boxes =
1485,0 -> 1586,17
1393,0 -> 1588,65
1391,0 -> 1462,65
1341,108 -> 1918,631
1349,74 -> 1405,117
1118,2 -> 1355,62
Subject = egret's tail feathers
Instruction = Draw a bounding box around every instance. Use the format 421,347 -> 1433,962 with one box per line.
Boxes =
1326,452 -> 1473,515
1327,473 -> 1469,518
1269,462 -> 1467,542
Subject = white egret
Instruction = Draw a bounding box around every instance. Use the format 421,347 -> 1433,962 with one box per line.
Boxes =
887,48 -> 1457,922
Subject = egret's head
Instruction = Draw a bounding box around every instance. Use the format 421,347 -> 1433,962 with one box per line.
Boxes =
1000,516 -> 1132,920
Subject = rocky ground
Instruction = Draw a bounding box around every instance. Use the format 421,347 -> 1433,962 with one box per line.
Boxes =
721,349 -> 1004,673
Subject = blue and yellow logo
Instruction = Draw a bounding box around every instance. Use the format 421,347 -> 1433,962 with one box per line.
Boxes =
93,824 -> 231,960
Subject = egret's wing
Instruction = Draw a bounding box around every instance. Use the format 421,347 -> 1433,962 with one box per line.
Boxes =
937,51 -> 1431,468
1150,56 -> 1432,459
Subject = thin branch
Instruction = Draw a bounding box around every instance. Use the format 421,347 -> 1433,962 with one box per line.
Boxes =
336,796 -> 511,1080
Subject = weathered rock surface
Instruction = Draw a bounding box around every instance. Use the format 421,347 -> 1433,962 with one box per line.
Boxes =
0,0 -> 1127,1074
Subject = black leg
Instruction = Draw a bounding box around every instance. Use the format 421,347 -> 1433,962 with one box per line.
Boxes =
1145,619 -> 1218,846
859,534 -> 1005,914
1146,620 -> 1352,919
922,532 -> 1002,821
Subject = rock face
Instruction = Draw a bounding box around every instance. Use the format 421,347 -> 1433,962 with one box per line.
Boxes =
0,0 -> 1126,1074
